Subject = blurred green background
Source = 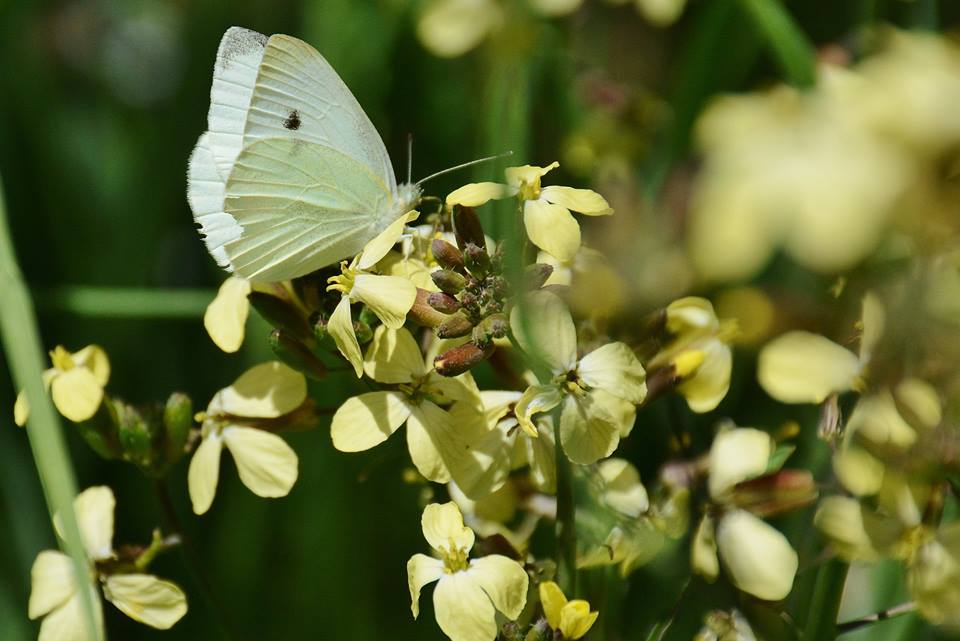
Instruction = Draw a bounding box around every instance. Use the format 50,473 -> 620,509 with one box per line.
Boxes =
1,1 -> 959,640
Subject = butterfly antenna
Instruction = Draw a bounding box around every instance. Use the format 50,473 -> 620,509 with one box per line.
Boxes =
406,133 -> 414,185
415,151 -> 513,186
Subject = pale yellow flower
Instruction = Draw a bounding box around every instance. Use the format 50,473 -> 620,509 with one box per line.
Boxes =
29,486 -> 187,640
15,345 -> 110,426
188,362 -> 305,515
539,581 -> 598,640
331,326 -> 479,483
448,481 -> 541,552
635,0 -> 687,26
758,293 -> 883,404
598,458 -> 649,518
417,0 -> 503,58
407,502 -> 529,641
537,248 -> 628,319
511,290 -> 646,464
648,297 -> 734,413
327,251 -> 417,377
204,276 -> 252,353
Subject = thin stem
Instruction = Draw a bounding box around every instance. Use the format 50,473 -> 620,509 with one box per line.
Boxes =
554,425 -> 577,596
155,480 -> 244,641
0,176 -> 103,640
801,558 -> 849,641
644,578 -> 691,641
836,602 -> 917,635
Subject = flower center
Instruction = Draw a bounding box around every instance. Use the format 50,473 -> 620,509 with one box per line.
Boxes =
518,178 -> 541,202
327,259 -> 358,295
50,346 -> 75,371
441,542 -> 469,573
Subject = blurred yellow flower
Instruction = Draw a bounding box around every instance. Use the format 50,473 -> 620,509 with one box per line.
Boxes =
407,502 -> 529,641
188,362 -> 305,515
511,290 -> 646,464
539,580 -> 598,640
29,486 -> 187,640
331,326 -> 479,483
204,276 -> 252,353
537,247 -> 628,318
14,344 -> 110,426
416,0 -> 503,58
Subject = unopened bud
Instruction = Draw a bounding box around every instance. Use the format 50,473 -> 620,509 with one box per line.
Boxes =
428,292 -> 461,314
463,243 -> 490,275
452,206 -> 486,249
163,392 -> 193,464
471,313 -> 508,346
524,263 -> 554,290
116,402 -> 154,467
354,318 -> 374,345
432,269 -> 467,295
437,311 -> 474,339
730,469 -> 818,517
434,342 -> 494,376
249,292 -> 314,345
409,288 -> 446,327
76,402 -> 121,460
431,239 -> 465,272
269,329 -> 328,380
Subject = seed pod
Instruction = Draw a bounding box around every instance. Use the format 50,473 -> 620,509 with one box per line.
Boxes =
437,311 -> 474,339
434,342 -> 494,376
408,288 -> 446,328
248,292 -> 314,345
524,263 -> 554,290
269,329 -> 328,380
431,239 -> 465,272
163,392 -> 193,464
463,243 -> 490,276
432,269 -> 467,295
428,292 -> 461,314
452,205 -> 486,249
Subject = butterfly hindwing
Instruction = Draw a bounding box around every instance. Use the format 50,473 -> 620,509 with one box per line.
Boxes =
223,137 -> 393,282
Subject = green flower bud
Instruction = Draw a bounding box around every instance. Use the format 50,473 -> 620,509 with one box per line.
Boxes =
76,401 -> 121,460
269,329 -> 328,380
248,292 -> 314,345
525,263 -> 554,290
428,292 -> 461,314
471,313 -> 508,346
116,401 -> 155,468
437,311 -> 474,339
432,269 -> 467,295
431,239 -> 465,272
463,243 -> 491,276
162,392 -> 193,464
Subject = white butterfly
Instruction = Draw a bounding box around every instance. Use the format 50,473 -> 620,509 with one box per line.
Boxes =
187,27 -> 422,283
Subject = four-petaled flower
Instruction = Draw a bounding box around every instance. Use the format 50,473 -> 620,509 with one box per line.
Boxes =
15,345 -> 110,426
539,580 -> 599,640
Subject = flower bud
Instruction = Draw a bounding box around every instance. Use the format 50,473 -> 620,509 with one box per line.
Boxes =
75,402 -> 121,460
471,313 -> 508,346
437,311 -> 474,339
524,263 -> 554,290
428,292 -> 461,314
434,342 -> 494,376
269,329 -> 328,380
432,269 -> 467,295
353,318 -> 374,345
116,402 -> 154,468
730,469 -> 818,517
431,239 -> 465,272
162,392 -> 193,464
409,288 -> 446,327
463,243 -> 490,276
452,205 -> 486,249
248,292 -> 314,345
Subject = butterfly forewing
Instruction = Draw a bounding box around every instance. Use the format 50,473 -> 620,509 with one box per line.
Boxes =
223,138 -> 393,282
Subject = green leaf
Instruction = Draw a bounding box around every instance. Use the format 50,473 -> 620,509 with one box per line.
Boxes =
765,444 -> 797,474
739,0 -> 817,88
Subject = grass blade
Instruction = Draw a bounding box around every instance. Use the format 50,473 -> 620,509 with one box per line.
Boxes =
740,0 -> 817,88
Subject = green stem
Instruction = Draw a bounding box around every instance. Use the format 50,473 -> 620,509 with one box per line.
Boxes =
739,0 -> 817,88
34,286 -> 215,318
836,601 -> 916,635
554,430 -> 577,595
801,558 -> 849,641
0,177 -> 104,640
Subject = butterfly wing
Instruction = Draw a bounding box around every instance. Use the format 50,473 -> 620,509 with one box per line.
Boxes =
222,138 -> 393,282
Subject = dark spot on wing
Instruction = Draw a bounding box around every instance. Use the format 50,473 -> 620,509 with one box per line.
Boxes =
283,110 -> 301,131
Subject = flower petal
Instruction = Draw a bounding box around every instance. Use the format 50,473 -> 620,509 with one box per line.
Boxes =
328,295 -> 363,377
38,591 -> 102,641
433,572 -> 497,641
445,402 -> 513,500
559,600 -> 599,640
188,433 -> 223,515
814,496 -> 888,562
407,401 -> 461,483
50,368 -> 103,423
758,331 -> 861,403
466,555 -> 529,619
909,525 -> 960,626
363,326 -> 425,383
421,502 -> 475,555
14,389 -> 29,427
691,515 -> 719,581
599,458 -> 649,517
203,276 -> 251,353
446,182 -> 512,208
577,342 -> 647,404
223,426 -> 298,498
510,290 -> 577,374
559,391 -> 621,465
541,185 -> 612,216
210,361 -> 307,418
359,210 -> 420,270
70,345 -> 111,387
29,550 -> 77,619
708,427 -> 773,500
102,574 -> 188,629
538,580 -> 567,630
331,391 -> 412,452
515,384 -> 562,437
351,274 -> 417,329
505,162 -> 559,189
677,338 -> 732,413
62,486 -> 115,561
407,553 -> 444,618
523,199 -> 581,262
716,510 -> 798,601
